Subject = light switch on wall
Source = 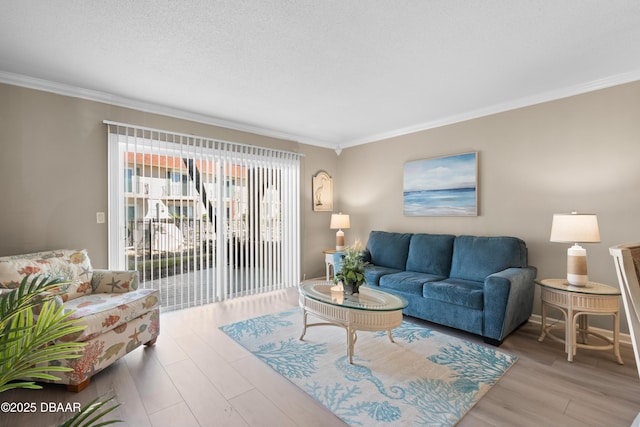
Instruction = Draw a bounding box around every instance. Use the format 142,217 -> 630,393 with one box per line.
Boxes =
96,212 -> 105,224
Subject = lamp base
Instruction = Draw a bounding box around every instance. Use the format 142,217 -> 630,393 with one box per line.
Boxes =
567,244 -> 588,286
567,273 -> 588,287
335,229 -> 345,251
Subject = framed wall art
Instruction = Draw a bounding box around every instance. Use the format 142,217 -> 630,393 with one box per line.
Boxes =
312,170 -> 333,211
403,152 -> 478,216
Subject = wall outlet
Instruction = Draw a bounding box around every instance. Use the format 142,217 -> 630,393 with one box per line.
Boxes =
96,212 -> 105,224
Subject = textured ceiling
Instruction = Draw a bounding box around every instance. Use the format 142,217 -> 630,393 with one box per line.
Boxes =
1,1 -> 640,150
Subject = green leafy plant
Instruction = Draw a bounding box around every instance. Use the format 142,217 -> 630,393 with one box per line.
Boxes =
0,275 -> 86,392
333,244 -> 368,294
59,395 -> 122,427
0,275 -> 122,425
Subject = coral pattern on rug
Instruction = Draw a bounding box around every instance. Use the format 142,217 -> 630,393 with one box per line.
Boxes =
221,308 -> 517,427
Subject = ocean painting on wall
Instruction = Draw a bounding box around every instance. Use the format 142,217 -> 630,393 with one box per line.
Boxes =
404,152 -> 478,216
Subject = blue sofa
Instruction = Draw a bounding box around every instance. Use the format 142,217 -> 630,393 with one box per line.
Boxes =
335,231 -> 537,345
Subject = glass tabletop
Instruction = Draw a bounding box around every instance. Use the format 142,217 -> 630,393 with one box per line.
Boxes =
536,278 -> 621,295
300,281 -> 408,311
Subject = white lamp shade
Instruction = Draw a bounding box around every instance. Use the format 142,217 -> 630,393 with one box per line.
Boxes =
330,213 -> 350,230
550,213 -> 600,243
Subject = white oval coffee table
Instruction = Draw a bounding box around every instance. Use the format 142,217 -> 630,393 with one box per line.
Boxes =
299,281 -> 408,364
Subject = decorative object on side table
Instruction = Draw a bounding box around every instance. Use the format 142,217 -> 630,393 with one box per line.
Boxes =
329,212 -> 350,250
333,244 -> 367,295
550,211 -> 600,286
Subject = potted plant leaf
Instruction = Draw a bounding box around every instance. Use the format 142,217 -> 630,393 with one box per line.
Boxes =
0,275 -> 85,391
333,244 -> 368,295
0,275 -> 122,426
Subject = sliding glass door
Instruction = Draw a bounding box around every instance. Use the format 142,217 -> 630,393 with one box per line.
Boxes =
106,122 -> 301,311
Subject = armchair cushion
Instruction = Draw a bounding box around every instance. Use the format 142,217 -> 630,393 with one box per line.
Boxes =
0,249 -> 93,301
63,289 -> 160,342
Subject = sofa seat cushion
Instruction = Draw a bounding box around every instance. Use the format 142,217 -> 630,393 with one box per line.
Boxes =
364,265 -> 404,286
450,236 -> 528,282
379,271 -> 445,296
423,278 -> 484,310
406,233 -> 456,276
366,231 -> 412,270
0,249 -> 93,301
62,289 -> 160,342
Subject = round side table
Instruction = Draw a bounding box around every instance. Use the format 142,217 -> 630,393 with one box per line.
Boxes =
536,278 -> 623,364
322,249 -> 339,281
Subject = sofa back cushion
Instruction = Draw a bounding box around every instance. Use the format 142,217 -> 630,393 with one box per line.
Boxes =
0,249 -> 93,301
450,236 -> 528,282
366,231 -> 413,270
406,233 -> 456,276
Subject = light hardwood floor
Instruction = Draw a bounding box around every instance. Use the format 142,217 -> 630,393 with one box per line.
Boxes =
2,286 -> 639,427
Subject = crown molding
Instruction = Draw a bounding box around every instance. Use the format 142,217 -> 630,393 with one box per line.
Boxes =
341,69 -> 640,149
2,69 -> 639,152
0,70 -> 335,149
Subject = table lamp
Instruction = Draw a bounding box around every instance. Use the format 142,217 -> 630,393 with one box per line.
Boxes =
550,212 -> 600,286
330,213 -> 350,250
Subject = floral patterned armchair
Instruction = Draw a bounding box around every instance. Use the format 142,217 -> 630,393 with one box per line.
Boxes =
0,249 -> 160,392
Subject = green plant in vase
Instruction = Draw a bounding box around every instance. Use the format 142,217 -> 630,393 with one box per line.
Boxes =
334,244 -> 368,295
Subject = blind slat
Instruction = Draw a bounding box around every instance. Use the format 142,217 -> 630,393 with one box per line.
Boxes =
107,122 -> 301,311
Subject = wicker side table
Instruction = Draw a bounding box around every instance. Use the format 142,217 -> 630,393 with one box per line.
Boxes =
537,278 -> 623,364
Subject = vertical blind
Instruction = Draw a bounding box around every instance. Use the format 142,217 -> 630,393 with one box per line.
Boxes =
105,121 -> 301,311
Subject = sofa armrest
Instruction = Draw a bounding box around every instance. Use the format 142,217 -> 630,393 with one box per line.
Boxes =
91,269 -> 140,294
483,266 -> 537,342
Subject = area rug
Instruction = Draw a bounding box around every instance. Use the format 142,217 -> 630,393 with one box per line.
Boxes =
220,308 -> 516,426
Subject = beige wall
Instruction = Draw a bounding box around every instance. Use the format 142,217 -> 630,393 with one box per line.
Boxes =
2,80 -> 639,331
336,80 -> 640,332
0,83 -> 336,280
